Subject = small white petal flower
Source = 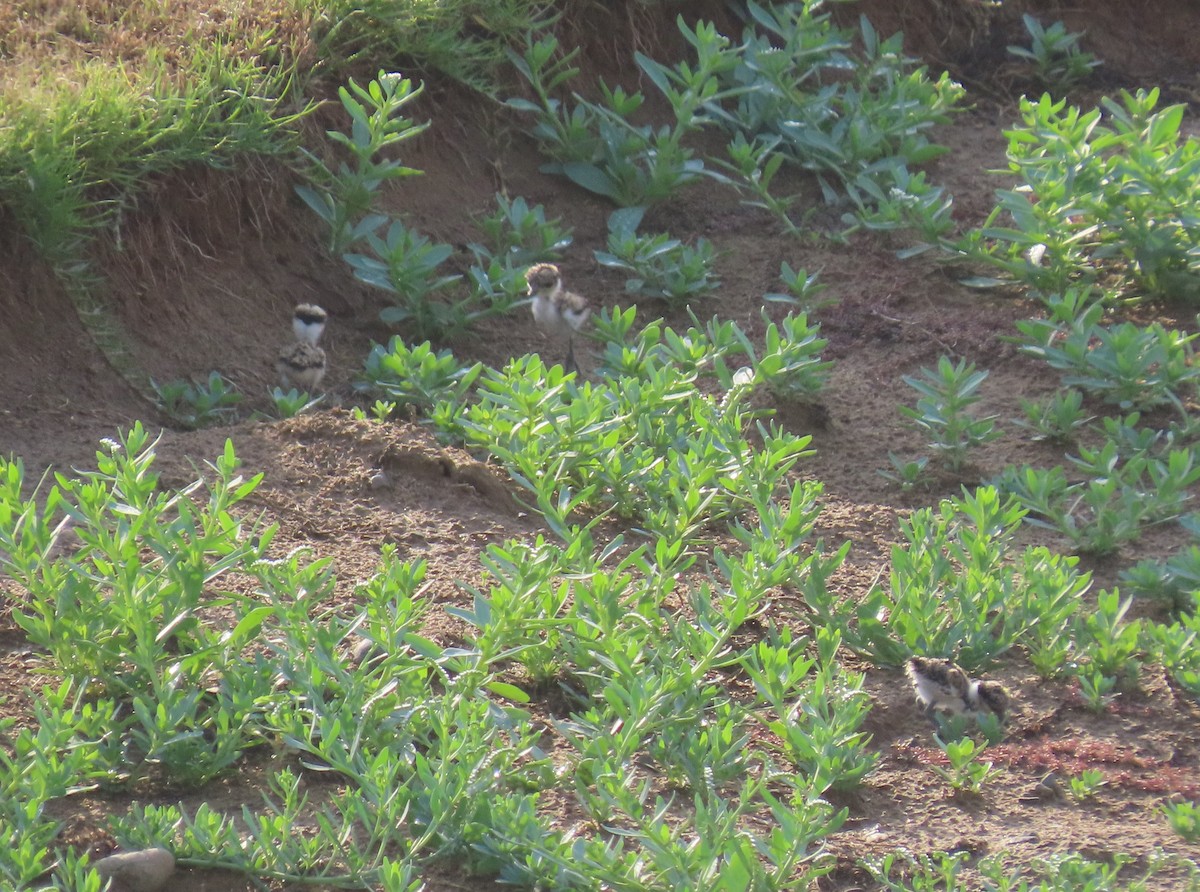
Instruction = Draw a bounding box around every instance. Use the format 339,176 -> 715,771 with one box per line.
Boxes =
731,366 -> 755,388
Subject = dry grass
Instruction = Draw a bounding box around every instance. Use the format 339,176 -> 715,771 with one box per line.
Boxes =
0,0 -> 317,80
0,0 -> 559,269
0,1 -> 317,256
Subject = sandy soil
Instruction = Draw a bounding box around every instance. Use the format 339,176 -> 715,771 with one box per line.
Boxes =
2,1 -> 1200,889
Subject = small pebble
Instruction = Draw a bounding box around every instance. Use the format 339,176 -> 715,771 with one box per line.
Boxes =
93,848 -> 175,892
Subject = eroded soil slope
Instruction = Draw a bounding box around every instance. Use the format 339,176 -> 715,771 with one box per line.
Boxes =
2,1 -> 1200,889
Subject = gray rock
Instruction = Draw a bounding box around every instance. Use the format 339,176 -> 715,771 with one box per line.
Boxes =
93,848 -> 175,892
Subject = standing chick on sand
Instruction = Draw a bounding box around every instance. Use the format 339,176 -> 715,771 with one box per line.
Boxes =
524,263 -> 591,374
277,303 -> 328,391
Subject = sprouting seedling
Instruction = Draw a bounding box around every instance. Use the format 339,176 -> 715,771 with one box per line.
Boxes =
472,193 -> 573,267
1076,668 -> 1119,713
1017,389 -> 1092,444
1007,15 -> 1101,91
296,71 -> 430,255
1067,768 -> 1107,802
1162,799 -> 1200,843
763,261 -> 831,311
752,311 -> 833,401
358,337 -> 481,441
593,207 -> 719,305
151,372 -> 242,429
900,356 -> 1001,472
270,387 -> 323,419
878,452 -> 930,491
930,735 -> 1001,794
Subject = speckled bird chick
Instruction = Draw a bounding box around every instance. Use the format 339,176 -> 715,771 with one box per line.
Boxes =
524,263 -> 591,372
905,656 -> 1009,722
292,303 -> 328,345
277,303 -> 327,391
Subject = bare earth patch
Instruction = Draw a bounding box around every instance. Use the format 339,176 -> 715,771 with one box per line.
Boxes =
2,1 -> 1200,889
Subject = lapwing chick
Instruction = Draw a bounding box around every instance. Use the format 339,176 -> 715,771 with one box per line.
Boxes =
905,656 -> 1009,722
277,341 -> 326,391
292,302 -> 328,345
277,303 -> 327,391
524,263 -> 591,373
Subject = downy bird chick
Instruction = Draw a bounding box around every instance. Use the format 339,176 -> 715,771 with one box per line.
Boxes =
905,656 -> 1009,722
292,303 -> 328,345
524,263 -> 591,373
277,303 -> 327,391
